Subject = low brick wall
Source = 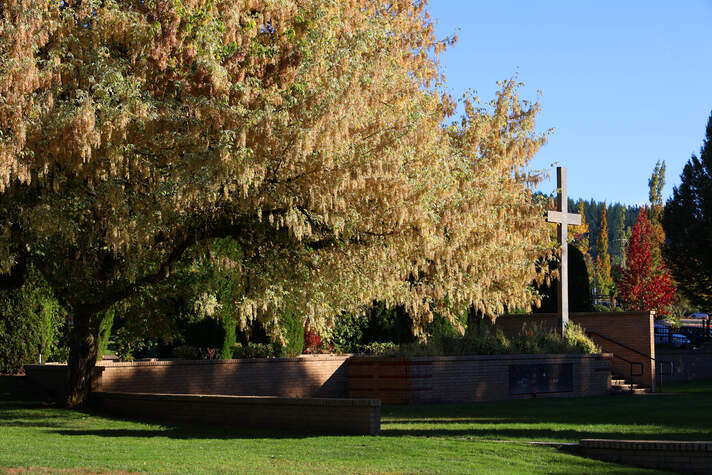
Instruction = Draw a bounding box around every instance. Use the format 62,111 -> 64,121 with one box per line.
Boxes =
27,355 -> 350,399
24,363 -> 103,400
495,312 -> 655,388
91,392 -> 381,435
577,439 -> 712,474
27,353 -> 611,406
349,354 -> 611,403
656,347 -> 712,383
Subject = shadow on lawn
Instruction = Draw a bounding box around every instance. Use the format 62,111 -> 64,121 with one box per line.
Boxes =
380,426 -> 712,442
50,425 -> 319,440
383,394 -> 712,431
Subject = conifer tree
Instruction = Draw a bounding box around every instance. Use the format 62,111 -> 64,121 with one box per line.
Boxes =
594,203 -> 613,296
572,199 -> 593,288
648,161 -> 666,246
648,160 -> 666,224
664,111 -> 712,309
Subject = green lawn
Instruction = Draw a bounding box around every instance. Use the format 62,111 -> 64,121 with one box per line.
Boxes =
2,377 -> 710,474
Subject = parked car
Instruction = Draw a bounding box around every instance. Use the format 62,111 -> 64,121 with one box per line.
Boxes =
676,326 -> 708,347
654,323 -> 692,348
688,312 -> 709,320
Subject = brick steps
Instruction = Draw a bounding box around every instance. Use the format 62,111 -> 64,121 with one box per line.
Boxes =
610,375 -> 650,395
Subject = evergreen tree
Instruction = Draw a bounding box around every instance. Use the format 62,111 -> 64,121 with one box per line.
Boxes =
648,160 -> 666,224
610,206 -> 627,268
647,160 -> 667,248
594,203 -> 613,296
534,244 -> 592,313
664,111 -> 712,309
572,199 -> 593,287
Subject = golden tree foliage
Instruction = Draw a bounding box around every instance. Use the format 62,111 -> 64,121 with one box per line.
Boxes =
1,0 -> 552,402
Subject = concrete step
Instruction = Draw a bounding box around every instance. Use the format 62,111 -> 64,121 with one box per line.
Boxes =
611,385 -> 650,395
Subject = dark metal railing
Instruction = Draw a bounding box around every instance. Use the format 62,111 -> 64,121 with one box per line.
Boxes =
586,330 -> 674,393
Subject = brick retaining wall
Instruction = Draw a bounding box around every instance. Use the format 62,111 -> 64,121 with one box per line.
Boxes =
27,353 -> 611,405
95,355 -> 349,397
656,347 -> 712,383
577,439 -> 712,474
495,312 -> 655,388
91,392 -> 381,435
349,354 -> 611,403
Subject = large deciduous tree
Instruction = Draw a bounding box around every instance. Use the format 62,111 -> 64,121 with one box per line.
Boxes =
664,111 -> 712,309
617,209 -> 676,314
0,0 -> 553,405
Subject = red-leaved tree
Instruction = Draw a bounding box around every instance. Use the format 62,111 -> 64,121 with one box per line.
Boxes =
617,209 -> 676,314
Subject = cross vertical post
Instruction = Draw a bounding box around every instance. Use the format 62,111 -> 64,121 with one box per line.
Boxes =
546,167 -> 582,336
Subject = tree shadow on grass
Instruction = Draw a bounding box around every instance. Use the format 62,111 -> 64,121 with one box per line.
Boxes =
49,425 -> 325,440
380,426 -> 712,442
382,394 -> 712,433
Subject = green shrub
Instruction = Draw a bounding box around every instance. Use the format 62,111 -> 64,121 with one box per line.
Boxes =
0,271 -> 66,373
172,345 -> 202,360
96,309 -> 114,362
329,313 -> 368,352
510,322 -> 599,354
348,322 -> 598,357
563,323 -> 600,354
113,327 -> 152,362
231,342 -> 279,358
354,342 -> 400,356
276,308 -> 304,358
220,315 -> 237,360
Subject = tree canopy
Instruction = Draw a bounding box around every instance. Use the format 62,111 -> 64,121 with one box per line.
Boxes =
664,110 -> 712,309
617,209 -> 675,315
1,0 -> 553,404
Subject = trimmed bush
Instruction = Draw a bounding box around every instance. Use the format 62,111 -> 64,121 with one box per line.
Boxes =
97,309 -> 114,361
231,342 -> 279,359
0,271 -> 66,373
277,308 -> 304,358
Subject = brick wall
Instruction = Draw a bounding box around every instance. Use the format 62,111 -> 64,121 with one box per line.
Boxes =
26,355 -> 349,400
494,312 -> 655,388
91,391 -> 381,435
349,354 -> 611,403
577,439 -> 712,474
94,355 -> 350,397
656,347 -> 712,383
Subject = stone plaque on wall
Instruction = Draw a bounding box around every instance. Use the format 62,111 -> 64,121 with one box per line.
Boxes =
509,363 -> 573,395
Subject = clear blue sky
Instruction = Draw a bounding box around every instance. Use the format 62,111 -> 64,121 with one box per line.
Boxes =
428,1 -> 712,206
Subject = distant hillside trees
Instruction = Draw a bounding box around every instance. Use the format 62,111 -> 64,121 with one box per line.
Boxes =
594,203 -> 614,296
567,198 -> 639,276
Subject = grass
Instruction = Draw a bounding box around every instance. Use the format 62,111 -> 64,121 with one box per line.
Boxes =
659,378 -> 712,393
2,378 -> 711,474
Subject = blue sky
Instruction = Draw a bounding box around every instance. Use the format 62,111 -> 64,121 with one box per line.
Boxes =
428,1 -> 712,205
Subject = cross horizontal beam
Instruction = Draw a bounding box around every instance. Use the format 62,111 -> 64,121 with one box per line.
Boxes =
547,210 -> 582,226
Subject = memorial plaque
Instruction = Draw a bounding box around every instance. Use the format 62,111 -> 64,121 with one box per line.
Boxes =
509,363 -> 574,395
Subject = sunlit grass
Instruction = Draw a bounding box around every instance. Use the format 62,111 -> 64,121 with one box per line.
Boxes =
3,377 -> 709,474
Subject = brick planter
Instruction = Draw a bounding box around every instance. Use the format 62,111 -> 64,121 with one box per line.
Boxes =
92,391 -> 381,435
577,439 -> 712,474
348,354 -> 611,403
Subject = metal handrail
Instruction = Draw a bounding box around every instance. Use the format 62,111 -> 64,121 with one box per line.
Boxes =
604,352 -> 643,392
586,330 -> 674,393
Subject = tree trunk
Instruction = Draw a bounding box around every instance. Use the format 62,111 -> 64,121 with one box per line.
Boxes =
66,312 -> 99,407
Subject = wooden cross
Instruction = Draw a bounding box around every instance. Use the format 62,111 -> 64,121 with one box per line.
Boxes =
546,167 -> 582,335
